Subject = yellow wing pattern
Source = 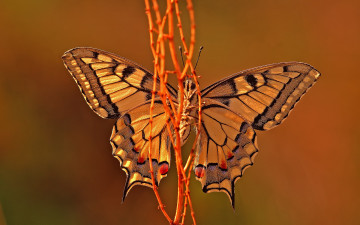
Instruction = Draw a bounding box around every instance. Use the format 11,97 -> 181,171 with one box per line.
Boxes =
62,47 -> 177,119
201,62 -> 321,130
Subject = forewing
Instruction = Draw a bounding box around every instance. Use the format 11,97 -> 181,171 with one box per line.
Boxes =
110,100 -> 173,200
62,47 -> 177,119
201,62 -> 320,130
194,99 -> 258,207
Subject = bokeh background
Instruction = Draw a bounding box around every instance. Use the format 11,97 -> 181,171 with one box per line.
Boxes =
0,0 -> 359,224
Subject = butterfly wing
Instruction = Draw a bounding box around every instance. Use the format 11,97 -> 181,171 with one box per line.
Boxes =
201,62 -> 320,130
195,62 -> 320,205
110,100 -> 173,200
194,99 -> 258,207
62,47 -> 177,119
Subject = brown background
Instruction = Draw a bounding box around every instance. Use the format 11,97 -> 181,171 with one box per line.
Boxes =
0,0 -> 359,224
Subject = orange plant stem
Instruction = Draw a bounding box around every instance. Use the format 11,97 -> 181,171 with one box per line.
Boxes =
173,2 -> 199,224
145,0 -> 199,224
145,0 -> 172,223
165,1 -> 186,223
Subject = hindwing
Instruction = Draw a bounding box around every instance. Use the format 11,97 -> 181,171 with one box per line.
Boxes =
110,100 -> 173,200
194,99 -> 258,207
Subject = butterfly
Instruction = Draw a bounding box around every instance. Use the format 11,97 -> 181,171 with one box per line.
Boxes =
62,47 -> 320,207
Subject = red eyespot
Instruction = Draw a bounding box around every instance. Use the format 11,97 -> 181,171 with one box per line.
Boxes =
219,160 -> 227,170
133,146 -> 140,152
226,151 -> 234,159
137,155 -> 145,164
195,166 -> 205,178
159,163 -> 169,175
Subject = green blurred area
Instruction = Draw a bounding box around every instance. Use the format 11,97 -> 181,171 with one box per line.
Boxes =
0,0 -> 359,224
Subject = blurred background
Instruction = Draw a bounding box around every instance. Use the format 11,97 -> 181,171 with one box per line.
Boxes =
0,0 -> 359,224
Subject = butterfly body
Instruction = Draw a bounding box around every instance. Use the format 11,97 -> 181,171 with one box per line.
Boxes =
178,79 -> 198,144
62,47 -> 320,206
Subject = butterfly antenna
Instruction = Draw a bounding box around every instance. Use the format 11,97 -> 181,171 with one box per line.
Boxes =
179,46 -> 185,67
194,46 -> 204,70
